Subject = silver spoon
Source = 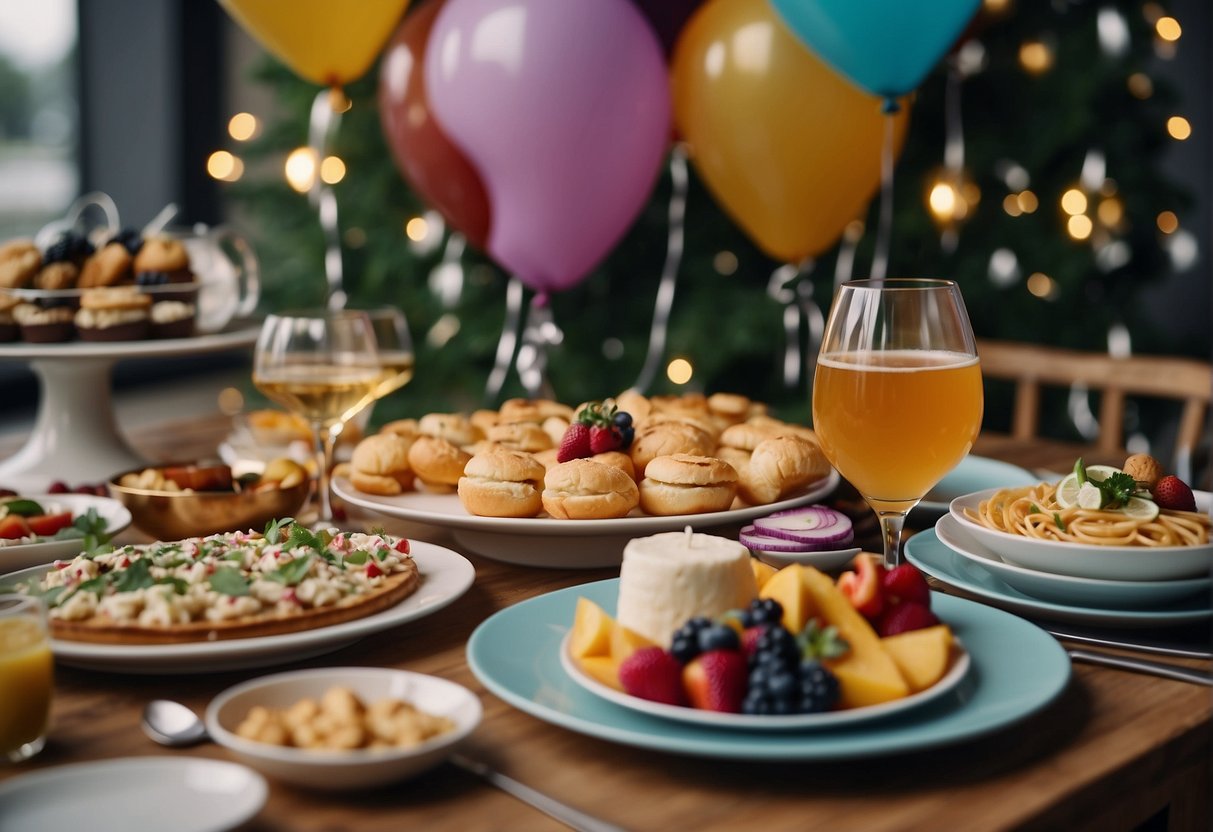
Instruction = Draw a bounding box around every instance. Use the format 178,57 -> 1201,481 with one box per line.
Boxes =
141,700 -> 625,832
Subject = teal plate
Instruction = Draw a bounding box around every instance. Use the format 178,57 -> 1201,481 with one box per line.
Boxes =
912,455 -> 1039,522
467,580 -> 1070,761
906,527 -> 1213,628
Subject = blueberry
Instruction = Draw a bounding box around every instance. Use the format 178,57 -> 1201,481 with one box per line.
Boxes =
696,623 -> 740,653
613,411 -> 633,429
136,271 -> 169,286
745,598 -> 784,628
670,616 -> 713,664
111,228 -> 144,255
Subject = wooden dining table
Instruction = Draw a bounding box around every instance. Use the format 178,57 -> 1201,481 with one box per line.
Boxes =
1,415 -> 1209,832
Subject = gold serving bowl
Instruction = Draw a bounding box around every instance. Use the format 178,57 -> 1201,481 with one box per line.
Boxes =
108,463 -> 310,540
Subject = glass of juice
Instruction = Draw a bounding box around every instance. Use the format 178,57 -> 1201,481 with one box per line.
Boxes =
253,310 -> 381,527
812,278 -> 983,568
0,594 -> 53,763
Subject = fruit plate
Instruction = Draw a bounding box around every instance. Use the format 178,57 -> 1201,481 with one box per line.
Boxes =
558,631 -> 970,731
0,494 -> 132,575
949,487 -> 1213,581
466,579 -> 1070,760
905,527 -> 1212,628
334,470 -> 840,568
910,456 -> 1039,523
935,515 -> 1211,609
0,541 -> 475,674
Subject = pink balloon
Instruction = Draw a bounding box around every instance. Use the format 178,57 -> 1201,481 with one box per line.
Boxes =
425,0 -> 671,297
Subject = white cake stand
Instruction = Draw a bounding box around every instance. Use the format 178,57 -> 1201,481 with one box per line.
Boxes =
0,326 -> 259,490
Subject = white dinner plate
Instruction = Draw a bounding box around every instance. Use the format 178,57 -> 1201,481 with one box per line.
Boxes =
905,527 -> 1212,628
0,540 -> 474,673
559,631 -> 970,731
334,469 -> 840,568
0,494 -> 132,575
935,515 -> 1211,608
911,455 -> 1039,522
949,487 -> 1213,581
0,757 -> 266,832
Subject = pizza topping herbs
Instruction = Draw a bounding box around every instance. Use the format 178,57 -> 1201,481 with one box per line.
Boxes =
17,521 -> 414,627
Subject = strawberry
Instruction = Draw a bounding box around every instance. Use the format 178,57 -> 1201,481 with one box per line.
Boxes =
1152,475 -> 1197,512
881,563 -> 932,607
836,553 -> 883,620
557,423 -> 593,462
878,601 -> 939,637
682,649 -> 748,712
741,626 -> 766,660
618,647 -> 687,706
589,424 -> 621,454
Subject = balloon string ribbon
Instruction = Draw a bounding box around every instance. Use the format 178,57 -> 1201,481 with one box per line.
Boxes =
631,145 -> 689,394
308,88 -> 346,309
485,276 -> 526,404
515,295 -> 562,399
767,259 -> 818,388
870,112 -> 897,281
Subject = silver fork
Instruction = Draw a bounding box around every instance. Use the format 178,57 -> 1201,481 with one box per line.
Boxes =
1066,648 -> 1211,686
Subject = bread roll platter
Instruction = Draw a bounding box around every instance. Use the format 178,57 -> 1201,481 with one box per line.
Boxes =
334,393 -> 841,567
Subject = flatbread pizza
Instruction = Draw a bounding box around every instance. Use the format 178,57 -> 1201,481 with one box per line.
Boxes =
15,521 -> 420,644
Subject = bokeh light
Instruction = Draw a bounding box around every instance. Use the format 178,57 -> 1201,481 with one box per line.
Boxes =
667,358 -> 693,385
1167,116 -> 1191,140
1019,41 -> 1053,74
320,156 -> 346,184
1061,189 -> 1088,215
206,150 -> 243,182
284,147 -> 317,193
228,112 -> 257,141
1156,211 -> 1179,234
1067,215 -> 1093,240
405,217 -> 429,242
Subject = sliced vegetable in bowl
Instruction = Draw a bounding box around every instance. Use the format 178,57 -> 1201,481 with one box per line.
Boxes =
749,505 -> 855,550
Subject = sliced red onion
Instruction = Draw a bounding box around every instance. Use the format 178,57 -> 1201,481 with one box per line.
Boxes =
751,505 -> 854,546
739,525 -> 824,553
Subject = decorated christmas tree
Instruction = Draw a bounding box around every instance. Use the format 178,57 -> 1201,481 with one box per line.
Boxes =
221,0 -> 1193,433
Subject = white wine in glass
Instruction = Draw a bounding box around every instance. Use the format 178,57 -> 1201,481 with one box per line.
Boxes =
253,311 -> 380,526
812,279 -> 983,568
358,306 -> 415,407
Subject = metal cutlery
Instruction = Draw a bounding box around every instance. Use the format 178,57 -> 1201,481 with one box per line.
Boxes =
1046,627 -> 1213,660
1066,649 -> 1211,686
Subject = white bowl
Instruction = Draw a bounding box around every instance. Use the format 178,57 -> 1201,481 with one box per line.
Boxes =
949,488 -> 1213,581
206,667 -> 481,790
750,546 -> 861,571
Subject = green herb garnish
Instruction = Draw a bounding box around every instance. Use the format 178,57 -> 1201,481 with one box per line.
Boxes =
267,553 -> 314,586
263,517 -> 292,545
1054,513 -> 1067,531
1074,458 -> 1139,509
209,568 -> 250,596
343,550 -> 369,566
2,498 -> 45,517
113,558 -> 155,593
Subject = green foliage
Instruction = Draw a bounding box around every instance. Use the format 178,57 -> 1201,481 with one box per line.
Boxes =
228,1 -> 1189,428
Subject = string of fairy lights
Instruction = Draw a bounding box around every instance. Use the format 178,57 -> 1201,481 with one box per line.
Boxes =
205,0 -> 1196,388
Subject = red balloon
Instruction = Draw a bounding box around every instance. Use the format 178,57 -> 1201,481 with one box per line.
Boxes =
379,0 -> 491,249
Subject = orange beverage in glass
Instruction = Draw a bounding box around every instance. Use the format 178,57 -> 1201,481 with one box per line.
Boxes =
0,595 -> 53,762
812,278 -> 982,568
813,350 -> 983,512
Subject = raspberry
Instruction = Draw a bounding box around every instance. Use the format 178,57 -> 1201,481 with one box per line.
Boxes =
881,563 -> 931,607
878,601 -> 939,637
556,423 -> 592,462
1152,475 -> 1197,512
589,424 -> 620,454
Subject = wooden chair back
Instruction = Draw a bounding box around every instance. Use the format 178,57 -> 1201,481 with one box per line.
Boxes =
976,338 -> 1212,473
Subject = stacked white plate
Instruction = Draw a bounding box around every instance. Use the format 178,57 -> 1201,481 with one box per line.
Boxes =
905,488 -> 1213,627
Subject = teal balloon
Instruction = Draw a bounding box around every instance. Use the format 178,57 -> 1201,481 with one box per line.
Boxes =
769,0 -> 982,100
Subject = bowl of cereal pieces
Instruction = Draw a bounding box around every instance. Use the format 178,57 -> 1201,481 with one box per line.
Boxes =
108,458 -> 310,539
205,667 -> 481,790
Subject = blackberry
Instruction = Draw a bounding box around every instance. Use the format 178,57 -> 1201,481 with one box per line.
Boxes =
797,660 -> 840,713
696,623 -> 740,654
741,597 -> 783,628
111,228 -> 144,255
743,662 -> 799,715
751,624 -> 799,668
44,231 -> 94,264
669,616 -> 713,664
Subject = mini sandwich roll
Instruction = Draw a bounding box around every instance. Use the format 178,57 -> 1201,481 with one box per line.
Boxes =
349,433 -> 416,496
407,436 -> 472,492
418,412 -> 481,447
628,420 -> 714,478
738,435 -> 830,505
542,459 -> 639,520
613,389 -> 651,424
457,447 -> 546,518
639,453 -> 738,516
487,421 -> 553,453
499,397 -> 574,425
590,450 -> 636,481
379,418 -> 420,440
470,408 -> 500,435
707,392 -> 751,425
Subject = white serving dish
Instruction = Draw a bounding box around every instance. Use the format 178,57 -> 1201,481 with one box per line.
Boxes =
949,487 -> 1213,581
206,667 -> 481,790
935,514 -> 1210,608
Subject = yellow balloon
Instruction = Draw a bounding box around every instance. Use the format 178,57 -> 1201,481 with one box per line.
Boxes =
220,0 -> 410,86
671,0 -> 909,262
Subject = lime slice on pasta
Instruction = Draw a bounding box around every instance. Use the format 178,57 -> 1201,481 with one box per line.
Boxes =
1121,496 -> 1160,522
1055,465 -> 1124,508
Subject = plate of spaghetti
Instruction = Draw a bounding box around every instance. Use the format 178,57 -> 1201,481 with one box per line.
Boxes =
950,484 -> 1212,582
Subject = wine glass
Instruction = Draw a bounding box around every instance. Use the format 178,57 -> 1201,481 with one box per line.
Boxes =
361,305 -> 416,408
812,279 -> 983,568
253,310 -> 380,527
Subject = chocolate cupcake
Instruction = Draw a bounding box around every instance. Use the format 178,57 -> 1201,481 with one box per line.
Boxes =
75,287 -> 152,341
14,302 -> 75,342
149,300 -> 196,339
